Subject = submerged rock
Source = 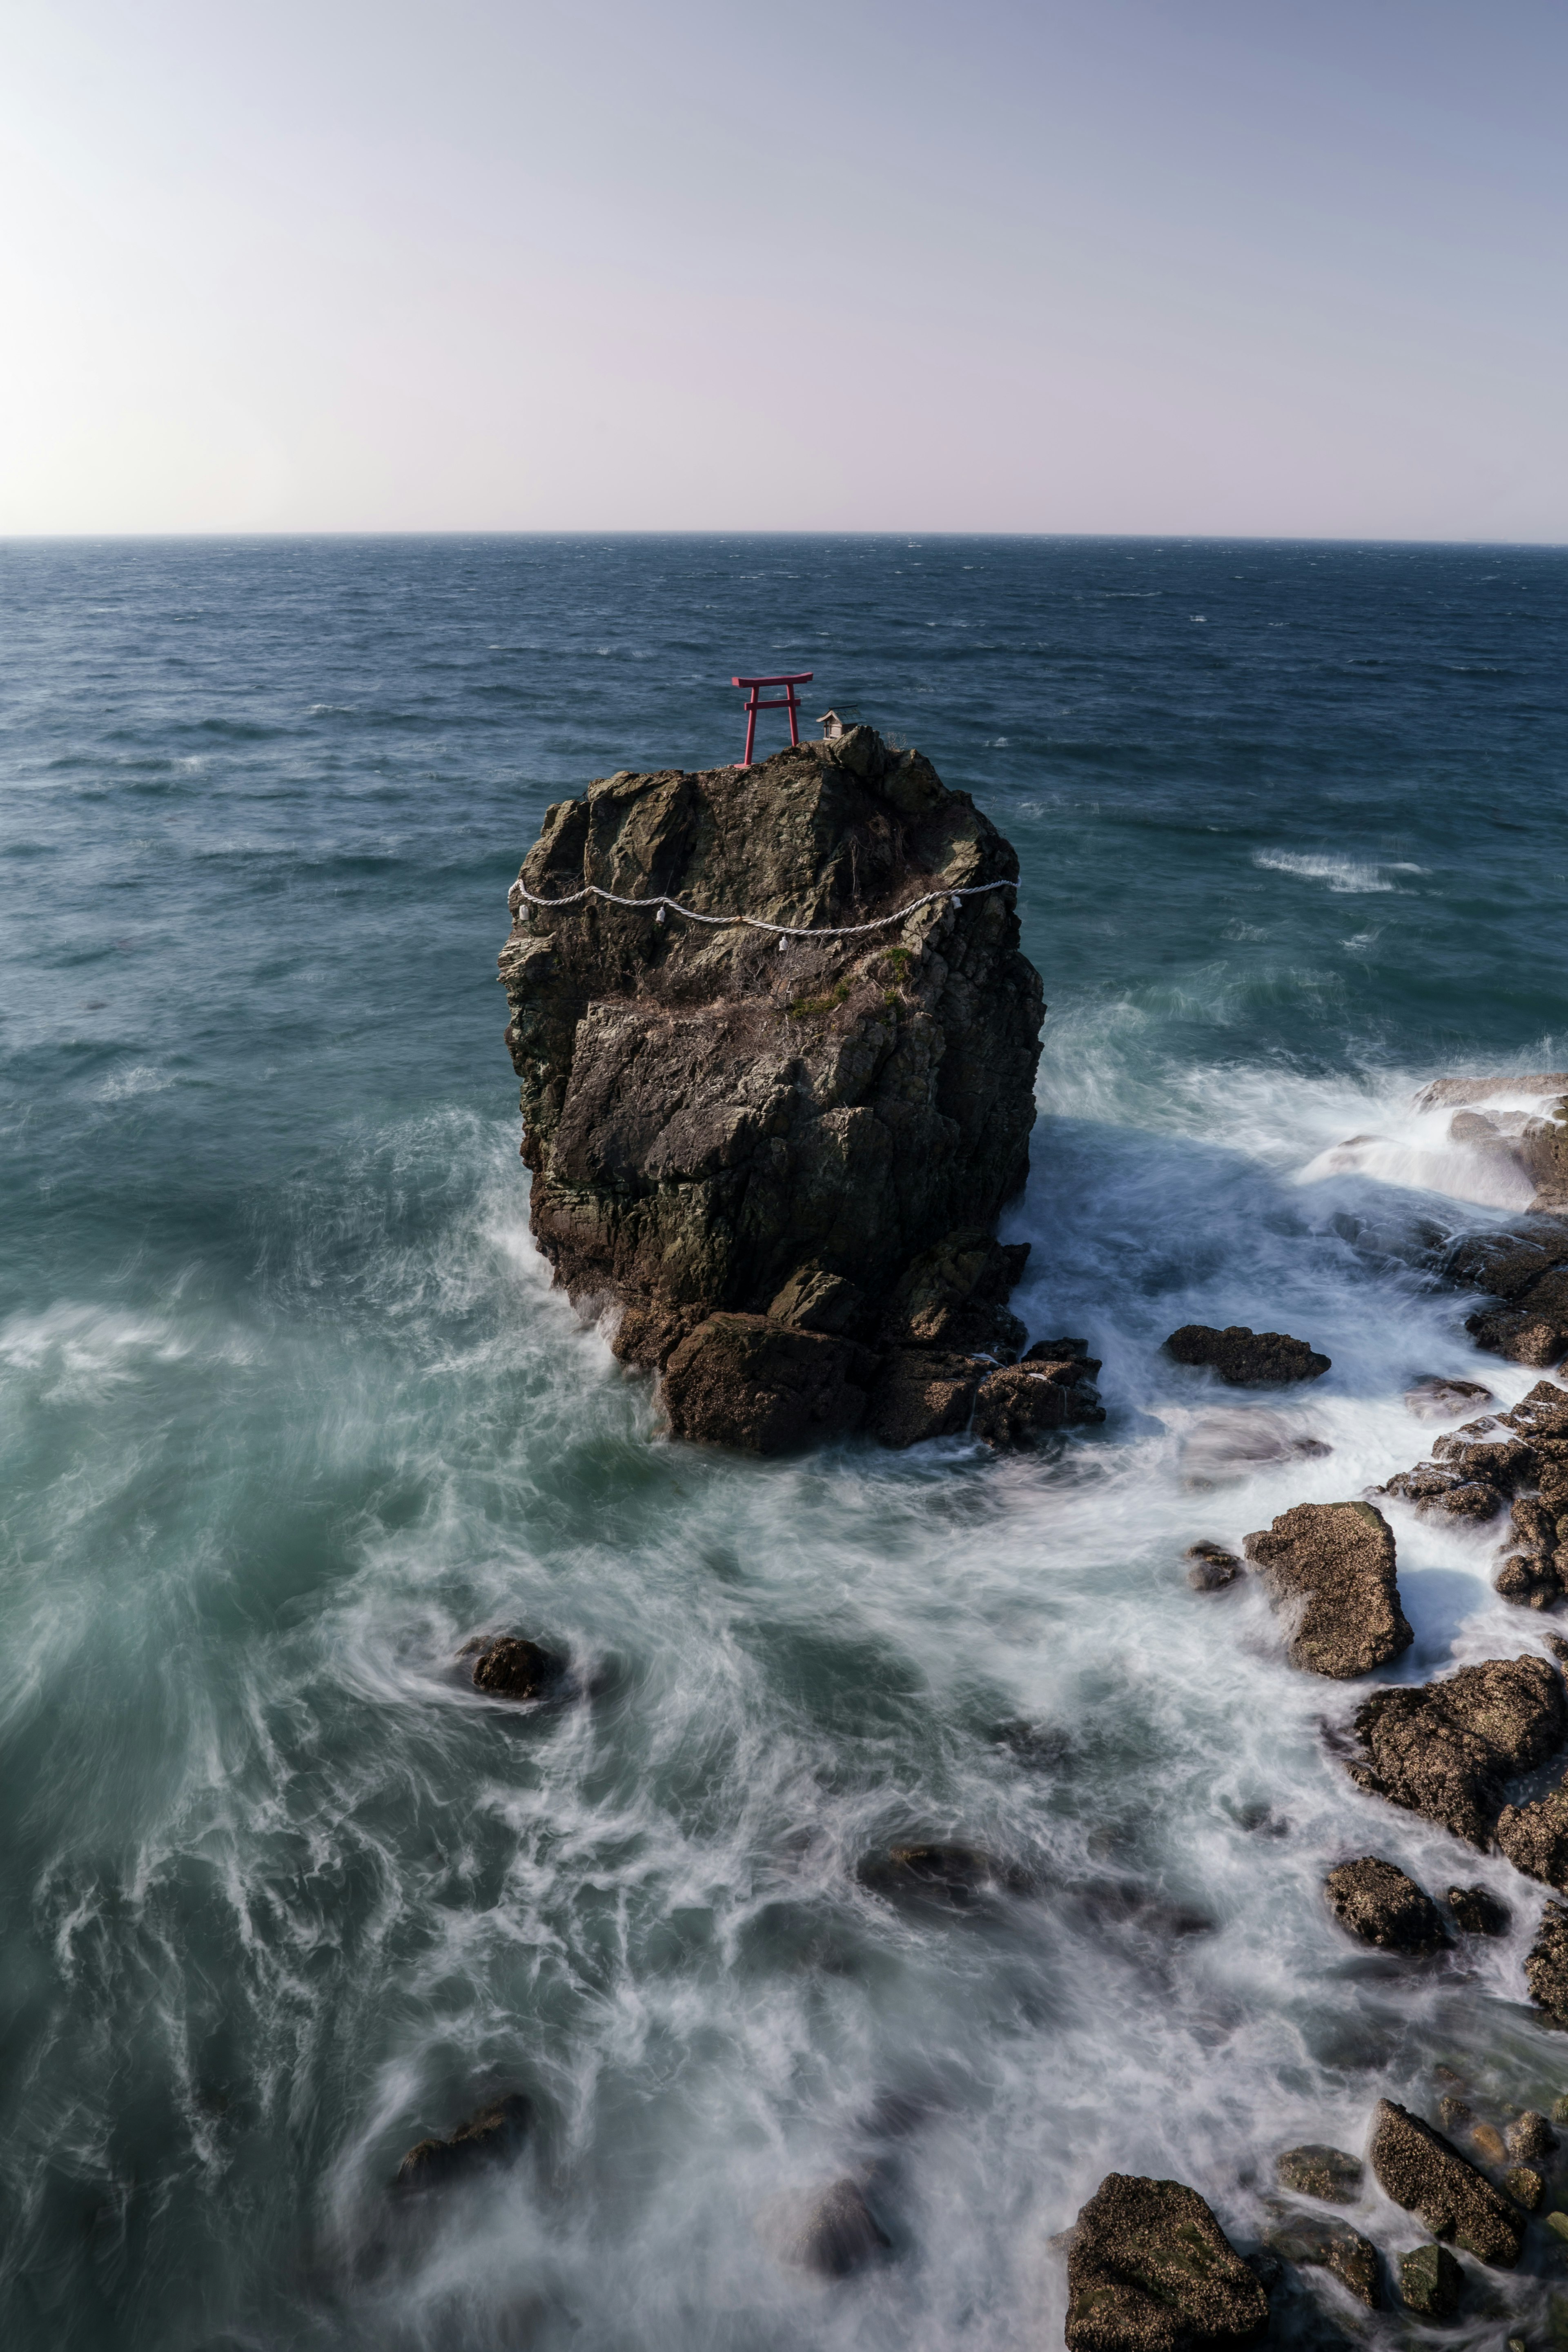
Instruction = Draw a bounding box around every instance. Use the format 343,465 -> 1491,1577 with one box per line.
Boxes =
499,731 -> 1050,1455
1405,1374 -> 1497,1422
1526,1903 -> 1568,2025
971,1356 -> 1105,1448
1343,1653 -> 1568,1846
1064,2173 -> 1269,2352
1165,1325 -> 1330,1387
856,1843 -> 1027,1907
1323,1858 -> 1447,1954
393,2093 -> 531,2192
1397,2241 -> 1464,2319
1264,2208 -> 1380,2306
1367,2098 -> 1523,2266
1180,1410 -> 1331,1490
1185,1541 -> 1243,1592
470,1637 -> 567,1701
1274,2145 -> 1363,2204
1447,1883 -> 1511,1936
1243,1501 -> 1411,1679
756,2176 -> 891,2278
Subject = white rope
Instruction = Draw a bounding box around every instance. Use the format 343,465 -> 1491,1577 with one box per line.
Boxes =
507,876 -> 1015,939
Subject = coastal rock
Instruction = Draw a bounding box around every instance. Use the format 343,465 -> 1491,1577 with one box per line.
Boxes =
1374,1463 -> 1506,1520
1164,1325 -> 1331,1387
1448,1884 -> 1511,1936
1495,1551 -> 1563,1608
1505,2109 -> 1557,2160
971,1358 -> 1105,1449
757,2177 -> 891,2278
1499,1380 -> 1568,1437
470,1637 -> 567,1701
1448,1226 -> 1568,1301
1242,1501 -> 1411,1679
1264,2209 -> 1380,2307
863,1348 -> 980,1447
1064,2173 -> 1269,2352
1274,2146 -> 1363,2203
499,732 -> 1047,1454
1503,2165 -> 1544,2210
1405,1374 -> 1498,1422
1323,1858 -> 1447,1954
1431,1432 -> 1538,1490
1526,1904 -> 1568,2024
1185,1541 -> 1242,1592
1344,1654 -> 1568,1845
1367,2098 -> 1524,2266
1397,2241 -> 1464,2319
1467,1302 -> 1568,1370
393,2093 -> 531,2191
1496,1787 -> 1568,1890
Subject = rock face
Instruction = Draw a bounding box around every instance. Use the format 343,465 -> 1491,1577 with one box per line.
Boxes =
1165,1325 -> 1330,1386
1263,2209 -> 1380,2307
1065,2174 -> 1269,2352
1398,2242 -> 1463,2319
971,1350 -> 1105,1448
393,2093 -> 531,2191
1344,1654 -> 1567,1845
1242,1502 -> 1411,1678
1185,1541 -> 1242,1592
470,1636 -> 566,1700
1369,1380 -> 1568,1607
498,729 -> 1075,1453
1496,1785 -> 1568,1889
1415,1081 -> 1568,1216
1367,2099 -> 1523,2266
1323,1858 -> 1447,1954
1447,1883 -> 1510,1936
1274,2146 -> 1363,2204
1526,1903 -> 1568,2024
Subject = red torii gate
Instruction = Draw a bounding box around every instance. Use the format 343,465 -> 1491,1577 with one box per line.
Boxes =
731,671 -> 813,768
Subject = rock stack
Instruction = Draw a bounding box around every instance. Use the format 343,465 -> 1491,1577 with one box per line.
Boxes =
499,727 -> 1101,1452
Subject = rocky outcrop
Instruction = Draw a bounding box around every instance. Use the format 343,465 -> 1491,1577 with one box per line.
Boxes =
469,1636 -> 566,1700
1397,2242 -> 1463,2318
1506,2109 -> 1557,2160
1441,1205 -> 1568,1366
393,2093 -> 530,2191
1243,1502 -> 1411,1678
1367,2099 -> 1523,2266
1343,1654 -> 1568,1845
1414,1079 -> 1568,1216
1526,1902 -> 1568,2024
498,730 -> 1076,1452
1164,1325 -> 1330,1386
1263,2209 -> 1379,2307
1064,2174 -> 1269,2352
1447,1883 -> 1510,1936
971,1348 -> 1105,1449
1323,1858 -> 1447,1953
1366,1380 -> 1568,1607
1496,1786 -> 1568,1889
1185,1541 -> 1242,1592
1274,2146 -> 1363,2203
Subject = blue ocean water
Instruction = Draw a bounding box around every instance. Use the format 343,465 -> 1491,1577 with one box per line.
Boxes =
2,534 -> 1567,2350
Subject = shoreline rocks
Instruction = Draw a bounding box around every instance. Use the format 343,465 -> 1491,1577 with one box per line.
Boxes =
1323,1858 -> 1448,1955
1367,2099 -> 1523,2266
1275,2145 -> 1363,2203
1243,1501 -> 1411,1678
469,1636 -> 568,1701
1165,1325 -> 1330,1386
1065,2174 -> 1269,2352
1343,1653 -> 1567,1846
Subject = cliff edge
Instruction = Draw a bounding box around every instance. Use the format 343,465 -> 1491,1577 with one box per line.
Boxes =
499,725 -> 1099,1452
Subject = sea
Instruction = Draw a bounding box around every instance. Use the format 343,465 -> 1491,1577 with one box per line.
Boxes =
2,533 -> 1567,2352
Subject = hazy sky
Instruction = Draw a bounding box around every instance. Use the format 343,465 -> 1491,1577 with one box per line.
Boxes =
3,0 -> 1564,537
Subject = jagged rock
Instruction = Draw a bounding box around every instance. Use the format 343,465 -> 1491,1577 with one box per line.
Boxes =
1165,1325 -> 1330,1386
1468,1301 -> 1568,1370
1504,2165 -> 1544,2209
499,732 -> 1047,1454
1186,1541 -> 1242,1592
1500,1381 -> 1568,1437
662,1313 -> 873,1451
864,1348 -> 981,1447
1405,1374 -> 1498,1421
1525,1904 -> 1568,2023
393,2093 -> 530,2191
1374,1463 -> 1506,1520
1448,1884 -> 1511,1936
1505,2109 -> 1557,2160
1446,1221 -> 1568,1296
1432,1433 -> 1538,1490
756,2176 -> 891,2278
1398,2241 -> 1464,2318
1368,2098 -> 1524,2265
1064,2173 -> 1269,2352
1497,1787 -> 1568,1890
1496,1552 -> 1564,1608
1324,1858 -> 1448,1953
470,1637 -> 567,1701
1344,1654 -> 1568,1845
1243,1502 -> 1411,1678
971,1358 -> 1104,1448
1274,2146 -> 1363,2203
857,1842 -> 1027,1907
1264,2209 -> 1380,2306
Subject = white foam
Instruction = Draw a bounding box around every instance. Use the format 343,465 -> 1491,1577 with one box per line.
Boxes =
1253,849 -> 1396,893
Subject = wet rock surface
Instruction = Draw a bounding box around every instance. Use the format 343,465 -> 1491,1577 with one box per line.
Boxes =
1506,2109 -> 1557,2161
499,730 -> 1063,1454
1397,2240 -> 1464,2318
1367,2098 -> 1524,2265
1264,2208 -> 1380,2306
1526,1902 -> 1568,2024
1448,1883 -> 1511,1936
756,2176 -> 891,2278
1496,1786 -> 1568,1890
1405,1374 -> 1497,1422
1274,2145 -> 1363,2204
971,1353 -> 1105,1448
470,1637 -> 568,1701
1185,1541 -> 1242,1592
1343,1653 -> 1568,1845
1164,1325 -> 1331,1387
392,2094 -> 531,2192
1065,2173 -> 1270,2352
1243,1501 -> 1411,1678
1323,1858 -> 1447,1954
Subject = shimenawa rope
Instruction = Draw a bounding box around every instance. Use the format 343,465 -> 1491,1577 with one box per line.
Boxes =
507,876 -> 1015,940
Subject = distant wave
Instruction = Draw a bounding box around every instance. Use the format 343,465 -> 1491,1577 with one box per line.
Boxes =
1252,849 -> 1418,894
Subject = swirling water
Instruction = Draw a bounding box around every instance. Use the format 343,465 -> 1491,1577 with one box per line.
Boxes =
2,534 -> 1568,2351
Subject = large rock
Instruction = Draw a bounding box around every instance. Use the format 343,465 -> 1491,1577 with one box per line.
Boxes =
1367,2099 -> 1523,2266
1398,2242 -> 1464,2318
1274,2146 -> 1363,2203
1526,1902 -> 1568,2024
662,1313 -> 873,1450
971,1355 -> 1105,1449
1323,1858 -> 1447,1953
1064,2174 -> 1269,2352
1242,1502 -> 1411,1678
1263,2209 -> 1380,2306
1496,1786 -> 1568,1889
1165,1325 -> 1330,1386
498,731 -> 1050,1452
469,1636 -> 566,1701
1343,1654 -> 1568,1845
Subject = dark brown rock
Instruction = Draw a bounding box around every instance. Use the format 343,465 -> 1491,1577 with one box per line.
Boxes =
1274,2145 -> 1363,2203
864,1348 -> 981,1447
1431,1433 -> 1538,1490
758,2176 -> 891,2278
1448,1883 -> 1511,1936
1526,1902 -> 1568,2024
1324,1858 -> 1447,1953
499,733 -> 1045,1458
1445,1221 -> 1568,1300
471,1637 -> 567,1701
1500,1381 -> 1568,1437
1264,2209 -> 1380,2306
662,1313 -> 872,1452
1165,1325 -> 1330,1386
1367,2098 -> 1523,2265
393,2093 -> 530,2191
1374,1463 -> 1506,1520
1064,2173 -> 1269,2352
1397,2241 -> 1464,2318
1243,1502 -> 1411,1678
1504,2164 -> 1544,2209
1505,2109 -> 1557,2160
971,1359 -> 1104,1449
1495,1551 -> 1563,1609
1405,1375 -> 1497,1422
1467,1303 -> 1568,1370
1497,1787 -> 1568,1890
1344,1654 -> 1568,1846
1185,1541 -> 1242,1592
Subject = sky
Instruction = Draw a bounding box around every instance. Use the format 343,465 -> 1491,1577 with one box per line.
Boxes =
2,0 -> 1565,539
